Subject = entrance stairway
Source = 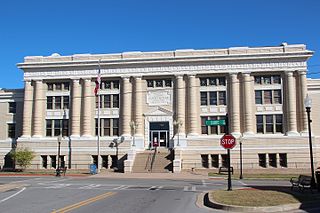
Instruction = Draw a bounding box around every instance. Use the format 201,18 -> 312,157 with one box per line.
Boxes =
131,148 -> 173,173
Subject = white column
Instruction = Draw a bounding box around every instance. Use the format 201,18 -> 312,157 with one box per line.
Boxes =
242,73 -> 254,135
229,73 -> 241,136
298,71 -> 308,134
175,75 -> 186,134
32,80 -> 45,137
81,78 -> 92,137
187,75 -> 198,136
132,76 -> 144,148
71,79 -> 81,137
286,71 -> 298,135
121,77 -> 132,137
21,80 -> 33,138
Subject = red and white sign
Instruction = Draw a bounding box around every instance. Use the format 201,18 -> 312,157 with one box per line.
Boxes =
220,134 -> 236,149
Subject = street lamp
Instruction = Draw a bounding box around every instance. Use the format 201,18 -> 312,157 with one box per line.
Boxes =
129,121 -> 137,147
173,120 -> 183,147
239,136 -> 243,179
304,94 -> 316,188
56,135 -> 62,177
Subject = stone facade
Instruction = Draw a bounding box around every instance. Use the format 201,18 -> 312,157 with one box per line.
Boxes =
0,43 -> 319,172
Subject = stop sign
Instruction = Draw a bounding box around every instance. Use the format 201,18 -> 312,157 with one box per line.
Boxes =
220,134 -> 236,149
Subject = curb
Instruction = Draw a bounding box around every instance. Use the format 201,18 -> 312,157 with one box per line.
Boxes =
203,192 -> 303,212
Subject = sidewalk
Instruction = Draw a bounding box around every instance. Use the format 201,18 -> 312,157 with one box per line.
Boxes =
91,170 -> 216,180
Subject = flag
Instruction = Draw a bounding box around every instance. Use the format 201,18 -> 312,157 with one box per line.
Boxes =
94,63 -> 101,96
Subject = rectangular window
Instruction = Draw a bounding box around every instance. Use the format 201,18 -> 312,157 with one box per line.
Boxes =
201,155 -> 209,168
8,124 -> 15,138
218,77 -> 226,86
209,92 -> 217,105
41,155 -> 48,169
273,75 -> 281,84
279,153 -> 287,167
256,115 -> 264,133
63,82 -> 70,91
104,119 -> 111,136
269,153 -> 277,168
264,90 -> 272,104
55,96 -> 61,109
265,115 -> 274,133
62,120 -> 69,136
209,78 -> 216,86
47,83 -> 53,91
55,83 -> 62,90
200,92 -> 208,105
201,117 -> 208,134
200,78 -> 207,86
103,95 -> 111,108
264,76 -> 271,84
147,80 -> 154,87
112,94 -> 119,108
273,90 -> 282,104
209,116 -> 218,135
254,76 -> 262,84
9,102 -> 16,113
50,155 -> 56,168
275,115 -> 283,133
47,97 -> 53,109
258,154 -> 267,168
113,119 -> 119,136
54,120 -> 61,136
155,80 -> 163,87
113,81 -> 119,89
63,96 -> 69,109
105,81 -> 111,89
165,79 -> 172,87
255,91 -> 262,104
211,154 -> 219,168
218,91 -> 226,105
46,120 -> 52,136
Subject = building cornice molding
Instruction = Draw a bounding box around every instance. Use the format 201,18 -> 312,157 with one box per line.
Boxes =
22,60 -> 308,80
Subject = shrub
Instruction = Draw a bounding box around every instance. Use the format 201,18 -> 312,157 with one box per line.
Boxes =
10,148 -> 35,171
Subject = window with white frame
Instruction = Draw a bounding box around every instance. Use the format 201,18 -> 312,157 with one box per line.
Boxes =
201,116 -> 226,135
256,114 -> 283,134
255,90 -> 282,104
147,79 -> 172,88
96,94 -> 119,108
200,91 -> 226,106
95,118 -> 119,136
9,102 -> 16,113
47,82 -> 70,91
100,80 -> 120,90
200,77 -> 226,86
47,96 -> 69,110
254,75 -> 281,85
46,119 -> 69,137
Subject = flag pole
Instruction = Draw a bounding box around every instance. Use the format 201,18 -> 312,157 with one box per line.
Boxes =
97,60 -> 101,173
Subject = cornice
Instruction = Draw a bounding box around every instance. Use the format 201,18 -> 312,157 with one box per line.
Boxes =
23,60 -> 308,80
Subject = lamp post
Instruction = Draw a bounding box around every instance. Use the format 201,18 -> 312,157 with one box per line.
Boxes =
56,135 -> 62,177
130,121 -> 137,147
239,138 -> 243,179
173,120 -> 182,147
304,94 -> 316,188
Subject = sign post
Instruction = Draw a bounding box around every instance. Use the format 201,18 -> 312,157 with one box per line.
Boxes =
220,134 -> 236,191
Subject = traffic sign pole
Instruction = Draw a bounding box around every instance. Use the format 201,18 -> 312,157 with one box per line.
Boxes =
227,149 -> 232,191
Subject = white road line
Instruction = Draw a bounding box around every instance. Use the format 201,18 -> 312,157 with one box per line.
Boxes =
79,184 -> 101,189
0,187 -> 26,204
183,186 -> 189,191
202,180 -> 207,187
38,179 -> 68,185
11,177 -> 43,184
191,186 -> 196,191
113,185 -> 127,190
45,184 -> 71,189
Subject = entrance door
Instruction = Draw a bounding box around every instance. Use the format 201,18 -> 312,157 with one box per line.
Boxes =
149,122 -> 169,148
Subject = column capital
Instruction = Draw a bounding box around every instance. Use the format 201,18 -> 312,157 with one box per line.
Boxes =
71,78 -> 80,82
241,72 -> 251,77
121,76 -> 131,80
297,70 -> 307,76
285,71 -> 294,76
175,74 -> 185,79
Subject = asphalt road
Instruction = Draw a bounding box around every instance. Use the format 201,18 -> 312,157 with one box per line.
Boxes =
0,176 -> 303,213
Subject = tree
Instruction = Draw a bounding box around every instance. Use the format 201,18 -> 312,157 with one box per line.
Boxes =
10,148 -> 35,171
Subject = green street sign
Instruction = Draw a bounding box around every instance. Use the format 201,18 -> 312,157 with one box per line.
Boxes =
205,119 -> 226,126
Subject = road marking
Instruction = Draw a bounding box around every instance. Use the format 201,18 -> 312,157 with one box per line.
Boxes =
51,191 -> 116,213
0,187 -> 26,204
238,180 -> 247,186
113,185 -> 129,190
183,186 -> 196,191
202,180 -> 207,187
191,186 -> 196,191
79,184 -> 101,189
183,186 -> 189,191
39,179 -> 69,185
45,184 -> 71,189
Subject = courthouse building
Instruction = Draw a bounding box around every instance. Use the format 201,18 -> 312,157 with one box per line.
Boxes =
0,43 -> 320,172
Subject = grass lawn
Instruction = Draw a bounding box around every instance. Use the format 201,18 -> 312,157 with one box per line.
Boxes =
210,189 -> 320,207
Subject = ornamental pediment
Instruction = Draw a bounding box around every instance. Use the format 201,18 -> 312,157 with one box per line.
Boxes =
144,107 -> 173,116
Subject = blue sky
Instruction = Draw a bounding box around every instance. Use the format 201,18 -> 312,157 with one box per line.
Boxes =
1,0 -> 319,89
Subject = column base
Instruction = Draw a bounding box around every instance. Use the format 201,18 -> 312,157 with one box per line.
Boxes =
187,133 -> 199,138
32,135 -> 43,138
172,134 -> 187,148
243,131 -> 255,137
132,135 -> 144,149
231,132 -> 242,138
300,131 -> 309,136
